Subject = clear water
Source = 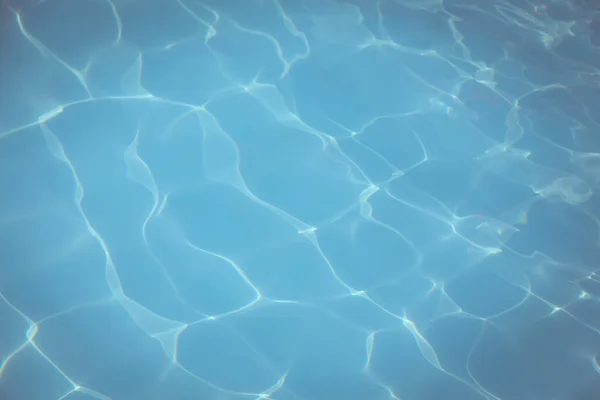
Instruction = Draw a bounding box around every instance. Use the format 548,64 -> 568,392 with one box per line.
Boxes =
1,0 -> 600,399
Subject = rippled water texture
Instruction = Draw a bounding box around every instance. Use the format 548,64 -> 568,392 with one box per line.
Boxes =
1,0 -> 600,399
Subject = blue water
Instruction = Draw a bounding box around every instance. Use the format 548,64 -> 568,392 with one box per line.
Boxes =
1,0 -> 600,399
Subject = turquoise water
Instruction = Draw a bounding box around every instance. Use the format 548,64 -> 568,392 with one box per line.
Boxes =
1,0 -> 600,399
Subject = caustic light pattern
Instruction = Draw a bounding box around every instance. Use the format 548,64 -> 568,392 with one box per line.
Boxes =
1,0 -> 600,399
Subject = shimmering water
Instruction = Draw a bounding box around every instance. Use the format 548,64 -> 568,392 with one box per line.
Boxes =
1,0 -> 600,399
